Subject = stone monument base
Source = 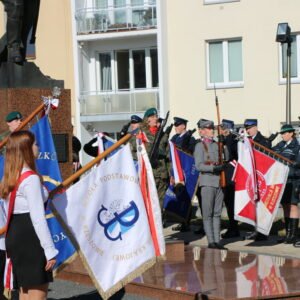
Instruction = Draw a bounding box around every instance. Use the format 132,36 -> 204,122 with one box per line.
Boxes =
0,88 -> 72,180
0,62 -> 64,88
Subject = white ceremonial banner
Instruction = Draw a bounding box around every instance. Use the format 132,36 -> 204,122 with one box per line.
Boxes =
51,145 -> 158,299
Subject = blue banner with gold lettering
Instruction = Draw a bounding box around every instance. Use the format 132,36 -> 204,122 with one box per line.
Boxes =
30,116 -> 76,272
163,148 -> 200,222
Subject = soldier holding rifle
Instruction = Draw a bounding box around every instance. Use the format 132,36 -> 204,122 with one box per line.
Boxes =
219,119 -> 240,239
139,108 -> 169,210
194,119 -> 228,250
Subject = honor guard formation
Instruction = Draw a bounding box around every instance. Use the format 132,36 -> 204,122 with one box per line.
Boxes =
2,106 -> 300,299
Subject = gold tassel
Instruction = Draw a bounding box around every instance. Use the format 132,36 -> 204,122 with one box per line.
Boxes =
3,287 -> 12,299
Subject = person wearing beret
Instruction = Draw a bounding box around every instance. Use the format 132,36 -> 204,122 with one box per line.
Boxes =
0,111 -> 23,155
170,117 -> 196,154
219,119 -> 240,239
139,108 -> 169,211
272,124 -> 300,246
193,118 -> 228,250
243,119 -> 271,241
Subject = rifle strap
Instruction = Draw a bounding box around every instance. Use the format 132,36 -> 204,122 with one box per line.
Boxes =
202,141 -> 211,162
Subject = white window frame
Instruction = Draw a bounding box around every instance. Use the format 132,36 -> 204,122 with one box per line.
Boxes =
95,47 -> 158,91
204,0 -> 240,5
95,51 -> 115,91
206,38 -> 244,89
278,34 -> 300,85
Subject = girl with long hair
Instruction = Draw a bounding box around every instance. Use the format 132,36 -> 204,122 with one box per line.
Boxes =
0,131 -> 58,300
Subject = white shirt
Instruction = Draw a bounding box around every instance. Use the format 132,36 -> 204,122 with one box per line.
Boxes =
11,168 -> 58,260
0,199 -> 7,251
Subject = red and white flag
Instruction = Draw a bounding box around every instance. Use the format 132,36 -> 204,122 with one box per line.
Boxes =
253,147 -> 289,235
233,137 -> 257,227
136,139 -> 165,257
234,138 -> 289,235
169,141 -> 184,184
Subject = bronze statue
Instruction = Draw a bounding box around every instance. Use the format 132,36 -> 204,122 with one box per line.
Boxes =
0,0 -> 40,63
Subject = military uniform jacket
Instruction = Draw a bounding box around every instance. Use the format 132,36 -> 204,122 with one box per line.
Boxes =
223,133 -> 238,185
272,138 -> 300,180
253,131 -> 271,149
142,127 -> 169,180
171,131 -> 196,154
194,140 -> 221,188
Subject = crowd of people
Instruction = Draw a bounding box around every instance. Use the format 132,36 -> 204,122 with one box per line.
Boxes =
1,107 -> 300,298
104,108 -> 300,251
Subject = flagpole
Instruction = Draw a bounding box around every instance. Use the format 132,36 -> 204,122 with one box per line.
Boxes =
251,139 -> 292,165
49,132 -> 134,197
0,102 -> 46,150
231,131 -> 293,165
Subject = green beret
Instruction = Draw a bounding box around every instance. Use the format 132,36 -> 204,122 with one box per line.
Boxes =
279,124 -> 295,134
144,108 -> 157,118
5,111 -> 23,122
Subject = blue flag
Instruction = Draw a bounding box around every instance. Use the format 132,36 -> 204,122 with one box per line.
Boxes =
163,148 -> 200,222
0,155 -> 3,179
30,116 -> 77,272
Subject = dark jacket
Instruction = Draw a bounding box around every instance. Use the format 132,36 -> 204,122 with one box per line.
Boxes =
83,137 -> 98,157
253,131 -> 271,149
223,133 -> 238,185
272,138 -> 300,179
171,130 -> 196,154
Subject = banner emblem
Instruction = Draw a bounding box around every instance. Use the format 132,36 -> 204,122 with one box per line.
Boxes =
97,200 -> 139,241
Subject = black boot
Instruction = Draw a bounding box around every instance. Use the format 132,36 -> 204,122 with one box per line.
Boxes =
285,218 -> 298,244
278,217 -> 290,243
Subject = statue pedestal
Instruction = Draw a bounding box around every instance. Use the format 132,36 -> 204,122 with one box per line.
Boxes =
0,62 -> 64,88
0,88 -> 72,180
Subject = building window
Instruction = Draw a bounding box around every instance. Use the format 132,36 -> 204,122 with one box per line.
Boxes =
98,48 -> 158,91
207,39 -> 243,88
204,0 -> 240,4
133,50 -> 146,88
150,48 -> 158,87
279,34 -> 300,84
116,50 -> 130,90
99,53 -> 112,91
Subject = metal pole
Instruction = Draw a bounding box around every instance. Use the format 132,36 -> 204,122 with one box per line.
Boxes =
286,41 -> 292,123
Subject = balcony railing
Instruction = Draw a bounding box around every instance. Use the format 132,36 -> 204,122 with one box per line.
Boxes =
75,5 -> 157,35
80,89 -> 159,116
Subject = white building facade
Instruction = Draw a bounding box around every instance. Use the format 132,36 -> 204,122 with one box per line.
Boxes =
71,0 -> 160,163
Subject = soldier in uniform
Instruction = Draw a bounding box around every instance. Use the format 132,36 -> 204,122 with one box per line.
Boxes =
272,124 -> 300,245
170,116 -> 196,232
139,108 -> 169,210
0,111 -> 23,154
219,119 -> 240,239
194,119 -> 227,249
170,117 -> 196,154
244,118 -> 271,241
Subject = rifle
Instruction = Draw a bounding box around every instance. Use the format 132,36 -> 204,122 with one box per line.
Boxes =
214,85 -> 226,188
149,111 -> 170,168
